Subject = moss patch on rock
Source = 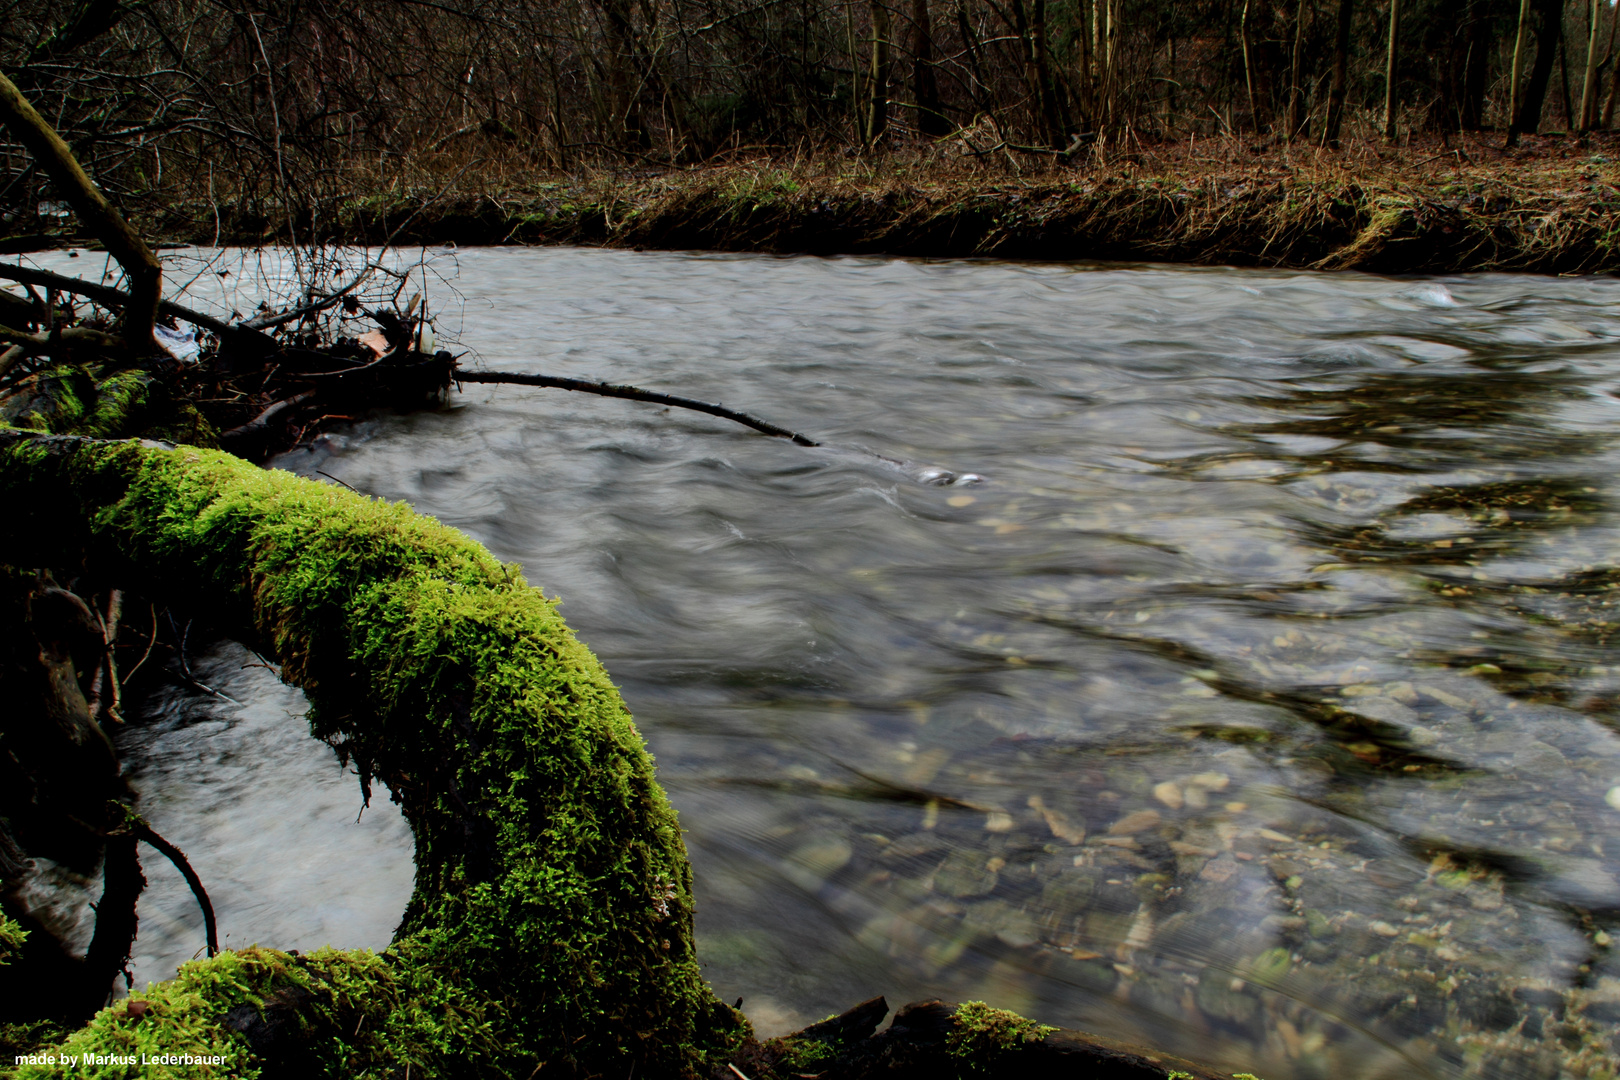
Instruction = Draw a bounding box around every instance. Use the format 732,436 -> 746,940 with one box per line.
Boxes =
0,433 -> 748,1078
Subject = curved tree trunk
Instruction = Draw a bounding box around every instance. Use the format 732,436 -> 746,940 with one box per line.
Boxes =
0,69 -> 161,352
0,432 -> 749,1076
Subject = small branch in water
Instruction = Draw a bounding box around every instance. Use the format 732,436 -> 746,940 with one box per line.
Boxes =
117,807 -> 219,958
86,589 -> 124,724
456,369 -> 821,446
163,610 -> 240,705
120,602 -> 158,688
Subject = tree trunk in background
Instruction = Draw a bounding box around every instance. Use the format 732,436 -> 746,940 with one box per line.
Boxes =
1096,0 -> 1116,129
849,0 -> 866,143
1011,0 -> 1064,146
911,0 -> 950,136
1508,0 -> 1533,139
1323,0 -> 1354,145
956,5 -> 991,118
1606,45 -> 1620,125
867,0 -> 891,144
599,0 -> 647,149
1383,0 -> 1401,140
1461,0 -> 1490,130
1076,0 -> 1095,122
1511,0 -> 1562,140
1092,0 -> 1104,122
1285,0 -> 1307,139
1164,35 -> 1178,134
1559,19 -> 1575,130
1034,0 -> 1069,144
1602,5 -> 1620,127
1241,0 -> 1263,131
1579,0 -> 1601,128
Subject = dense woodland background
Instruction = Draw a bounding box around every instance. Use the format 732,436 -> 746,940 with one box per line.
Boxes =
1,0 -> 1616,232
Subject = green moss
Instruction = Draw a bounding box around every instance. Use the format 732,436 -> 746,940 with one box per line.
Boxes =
0,367 -> 215,446
8,944 -> 513,1080
0,1022 -> 66,1067
777,1036 -> 834,1070
0,435 -> 748,1077
76,370 -> 152,439
944,1001 -> 1054,1074
0,914 -> 24,965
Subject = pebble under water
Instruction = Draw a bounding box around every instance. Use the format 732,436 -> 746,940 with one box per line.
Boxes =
117,247 -> 1620,1080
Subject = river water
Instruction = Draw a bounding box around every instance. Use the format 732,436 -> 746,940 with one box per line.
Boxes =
84,247 -> 1620,1079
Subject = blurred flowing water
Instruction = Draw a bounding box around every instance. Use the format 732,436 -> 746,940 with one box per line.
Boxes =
91,246 -> 1620,1079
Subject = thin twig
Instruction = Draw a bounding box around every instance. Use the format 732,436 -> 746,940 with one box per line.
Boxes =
316,470 -> 358,491
86,589 -> 123,723
121,602 -> 158,687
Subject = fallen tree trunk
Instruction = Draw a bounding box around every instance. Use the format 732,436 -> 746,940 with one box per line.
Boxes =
0,431 -> 748,1078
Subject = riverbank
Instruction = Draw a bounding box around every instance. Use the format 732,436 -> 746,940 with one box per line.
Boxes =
11,132 -> 1616,275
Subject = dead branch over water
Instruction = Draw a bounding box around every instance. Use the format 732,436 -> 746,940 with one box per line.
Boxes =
457,370 -> 821,445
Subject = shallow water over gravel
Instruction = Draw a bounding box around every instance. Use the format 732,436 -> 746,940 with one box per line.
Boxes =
120,247 -> 1620,1079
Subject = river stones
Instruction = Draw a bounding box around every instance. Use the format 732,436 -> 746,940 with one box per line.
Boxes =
930,850 -> 999,899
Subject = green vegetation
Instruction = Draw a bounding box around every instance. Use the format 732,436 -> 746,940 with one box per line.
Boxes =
0,434 -> 749,1077
944,1000 -> 1054,1074
1,364 -> 215,447
0,915 -> 23,966
12,946 -> 505,1080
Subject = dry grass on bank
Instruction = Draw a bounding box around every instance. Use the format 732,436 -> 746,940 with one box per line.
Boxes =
13,129 -> 1620,274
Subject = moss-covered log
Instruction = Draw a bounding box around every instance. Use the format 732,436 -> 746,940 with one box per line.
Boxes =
0,432 -> 748,1078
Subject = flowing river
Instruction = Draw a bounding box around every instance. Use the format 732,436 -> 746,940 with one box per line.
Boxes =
72,247 -> 1620,1079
